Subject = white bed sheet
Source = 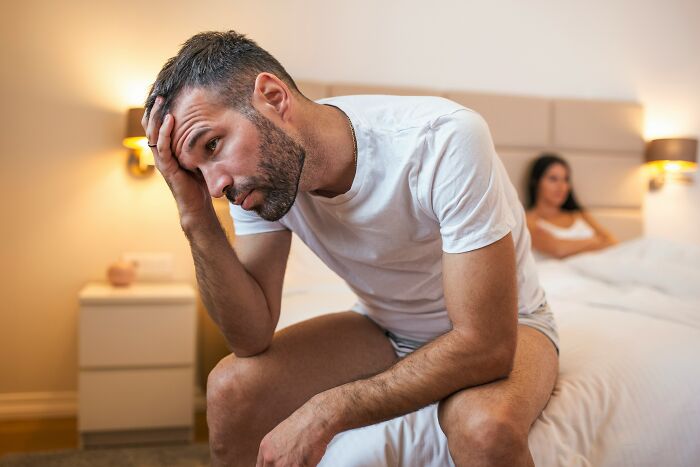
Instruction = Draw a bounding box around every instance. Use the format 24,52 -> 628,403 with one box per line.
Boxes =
278,237 -> 700,466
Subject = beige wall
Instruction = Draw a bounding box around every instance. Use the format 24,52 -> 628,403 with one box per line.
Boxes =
0,0 -> 238,395
2,0 -> 699,399
645,172 -> 700,244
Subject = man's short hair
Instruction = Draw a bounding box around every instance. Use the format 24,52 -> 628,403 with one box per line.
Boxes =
144,30 -> 301,123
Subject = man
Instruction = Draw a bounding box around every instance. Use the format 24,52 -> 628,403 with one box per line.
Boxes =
143,30 -> 559,467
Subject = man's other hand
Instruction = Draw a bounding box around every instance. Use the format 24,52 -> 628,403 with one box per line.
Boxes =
256,399 -> 335,467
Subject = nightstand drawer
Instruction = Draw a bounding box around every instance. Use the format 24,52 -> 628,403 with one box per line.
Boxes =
78,367 -> 194,431
79,303 -> 195,367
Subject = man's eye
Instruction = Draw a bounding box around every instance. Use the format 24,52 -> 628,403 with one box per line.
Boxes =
206,138 -> 219,152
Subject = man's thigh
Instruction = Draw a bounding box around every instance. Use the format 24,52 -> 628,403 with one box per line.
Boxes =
209,311 -> 398,430
437,325 -> 559,450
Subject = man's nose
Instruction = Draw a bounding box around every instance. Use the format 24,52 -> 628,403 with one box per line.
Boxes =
201,166 -> 232,198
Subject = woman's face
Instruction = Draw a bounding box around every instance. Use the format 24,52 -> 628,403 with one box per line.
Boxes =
537,163 -> 571,208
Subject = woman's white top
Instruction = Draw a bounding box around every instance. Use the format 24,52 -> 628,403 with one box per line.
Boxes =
536,216 -> 596,240
533,215 -> 596,261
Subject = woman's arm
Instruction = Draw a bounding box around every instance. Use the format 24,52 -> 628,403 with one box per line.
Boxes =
526,211 -> 605,259
580,210 -> 618,248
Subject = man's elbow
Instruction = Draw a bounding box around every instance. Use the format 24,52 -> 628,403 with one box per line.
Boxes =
487,333 -> 517,380
220,312 -> 277,358
456,331 -> 516,382
231,343 -> 271,358
226,332 -> 274,358
493,345 -> 516,379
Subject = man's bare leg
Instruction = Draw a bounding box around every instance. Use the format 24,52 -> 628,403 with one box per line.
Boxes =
206,311 -> 398,467
438,325 -> 559,467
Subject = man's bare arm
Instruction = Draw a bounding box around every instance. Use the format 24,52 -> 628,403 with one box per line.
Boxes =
311,232 -> 518,433
144,98 -> 290,357
185,219 -> 291,357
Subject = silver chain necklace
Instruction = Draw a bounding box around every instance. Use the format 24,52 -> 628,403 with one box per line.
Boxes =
324,104 -> 357,172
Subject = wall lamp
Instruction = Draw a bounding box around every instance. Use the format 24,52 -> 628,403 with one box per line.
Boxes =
645,138 -> 697,190
123,107 -> 155,177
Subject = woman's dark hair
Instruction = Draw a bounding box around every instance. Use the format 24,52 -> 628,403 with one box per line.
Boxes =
527,153 -> 582,211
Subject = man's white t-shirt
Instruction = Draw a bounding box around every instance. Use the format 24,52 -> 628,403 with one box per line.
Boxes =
230,95 -> 546,341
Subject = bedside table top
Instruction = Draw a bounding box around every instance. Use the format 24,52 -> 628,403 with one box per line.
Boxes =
79,282 -> 197,305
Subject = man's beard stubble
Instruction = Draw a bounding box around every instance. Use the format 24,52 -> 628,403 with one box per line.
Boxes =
225,112 -> 306,222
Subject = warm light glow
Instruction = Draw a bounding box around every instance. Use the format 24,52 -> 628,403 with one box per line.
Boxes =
123,80 -> 153,109
122,136 -> 149,151
645,160 -> 697,173
122,136 -> 155,169
644,118 -> 681,141
665,162 -> 681,172
139,150 -> 155,168
642,104 -> 695,141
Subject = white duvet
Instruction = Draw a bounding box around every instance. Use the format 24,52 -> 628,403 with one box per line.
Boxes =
280,237 -> 700,466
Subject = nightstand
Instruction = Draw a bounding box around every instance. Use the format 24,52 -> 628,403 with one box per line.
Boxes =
78,282 -> 197,448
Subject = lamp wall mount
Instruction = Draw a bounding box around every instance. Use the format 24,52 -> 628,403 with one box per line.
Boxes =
123,107 -> 155,178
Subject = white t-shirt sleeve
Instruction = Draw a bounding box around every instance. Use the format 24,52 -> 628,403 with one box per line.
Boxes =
229,203 -> 288,236
424,110 -> 516,254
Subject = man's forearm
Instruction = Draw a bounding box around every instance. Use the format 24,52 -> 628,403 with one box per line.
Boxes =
183,214 -> 274,356
314,328 -> 514,434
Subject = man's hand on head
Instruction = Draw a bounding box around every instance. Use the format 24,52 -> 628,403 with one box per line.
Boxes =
142,96 -> 216,227
142,97 -> 178,180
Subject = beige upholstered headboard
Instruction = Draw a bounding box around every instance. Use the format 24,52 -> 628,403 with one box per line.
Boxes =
297,81 -> 645,241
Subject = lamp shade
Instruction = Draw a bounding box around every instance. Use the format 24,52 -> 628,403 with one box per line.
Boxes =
125,107 -> 146,138
122,107 -> 154,176
645,138 -> 697,163
123,107 -> 149,152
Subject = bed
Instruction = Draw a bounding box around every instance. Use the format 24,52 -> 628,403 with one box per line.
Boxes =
237,82 -> 700,465
304,237 -> 700,466
280,238 -> 700,467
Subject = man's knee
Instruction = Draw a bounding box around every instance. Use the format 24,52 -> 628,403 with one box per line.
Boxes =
206,353 -> 268,457
207,352 -> 271,414
441,404 -> 529,461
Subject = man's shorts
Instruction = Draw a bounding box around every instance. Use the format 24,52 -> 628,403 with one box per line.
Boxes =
367,301 -> 560,359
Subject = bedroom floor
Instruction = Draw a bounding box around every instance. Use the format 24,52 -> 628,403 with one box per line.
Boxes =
0,412 -> 209,456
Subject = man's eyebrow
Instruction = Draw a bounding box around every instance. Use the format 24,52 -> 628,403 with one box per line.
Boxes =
187,127 -> 213,151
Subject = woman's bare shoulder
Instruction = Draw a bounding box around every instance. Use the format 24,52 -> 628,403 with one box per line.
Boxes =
525,210 -> 545,233
578,209 -> 596,223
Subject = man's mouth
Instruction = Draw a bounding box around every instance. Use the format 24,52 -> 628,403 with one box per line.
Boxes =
233,190 -> 252,206
242,190 -> 255,210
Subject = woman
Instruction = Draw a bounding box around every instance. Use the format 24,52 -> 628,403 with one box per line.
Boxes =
526,154 -> 617,259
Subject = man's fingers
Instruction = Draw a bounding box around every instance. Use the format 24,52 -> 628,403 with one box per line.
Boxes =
140,106 -> 149,132
156,114 -> 173,157
153,113 -> 178,174
145,96 -> 163,146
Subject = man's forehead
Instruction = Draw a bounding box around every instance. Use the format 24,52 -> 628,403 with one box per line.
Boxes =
171,87 -> 220,116
166,88 -> 219,159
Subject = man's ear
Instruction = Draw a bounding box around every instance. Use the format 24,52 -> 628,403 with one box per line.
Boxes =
252,72 -> 292,123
